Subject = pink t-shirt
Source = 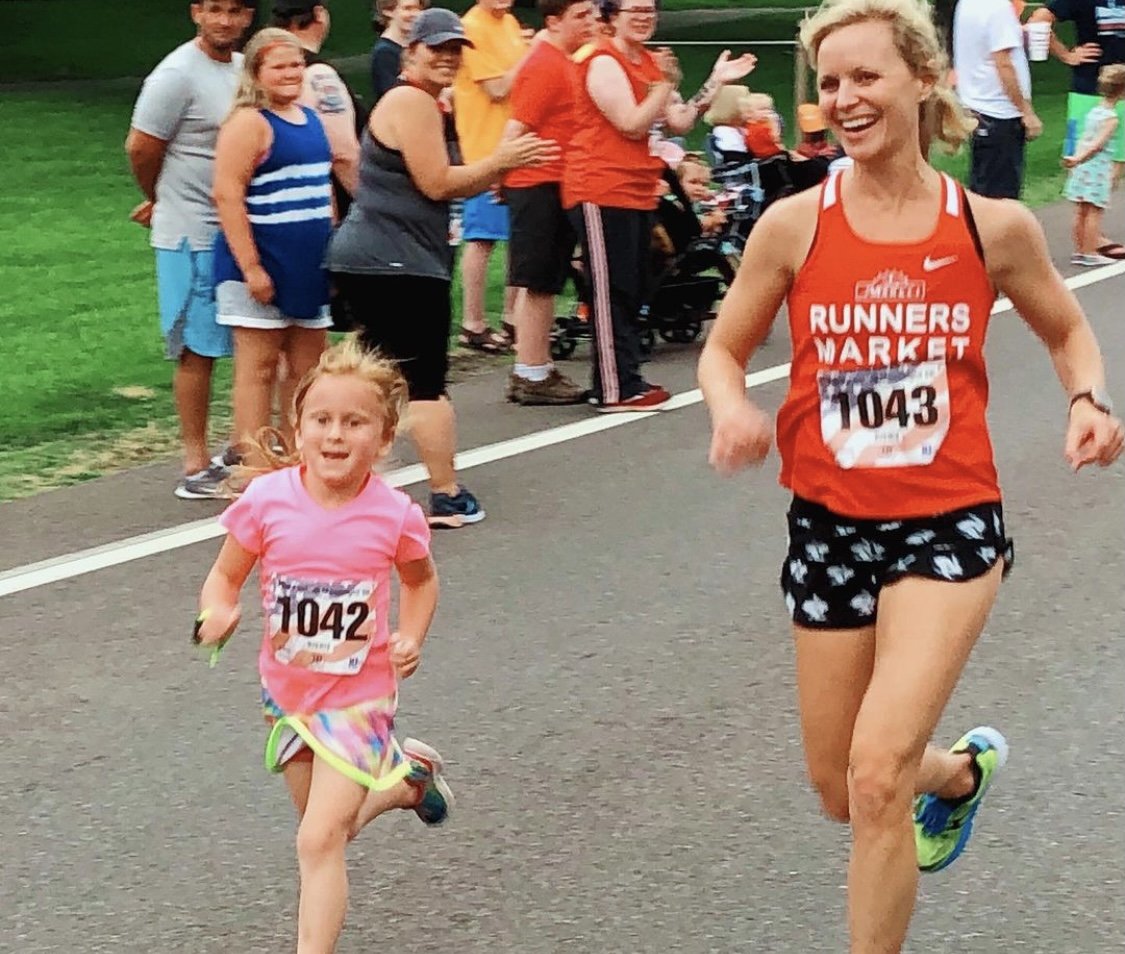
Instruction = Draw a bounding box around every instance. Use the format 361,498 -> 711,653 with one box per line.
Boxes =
219,467 -> 431,715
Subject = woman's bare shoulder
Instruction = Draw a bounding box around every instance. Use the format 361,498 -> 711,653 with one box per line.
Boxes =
964,190 -> 1040,249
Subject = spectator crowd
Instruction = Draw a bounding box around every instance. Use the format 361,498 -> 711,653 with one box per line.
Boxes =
127,0 -> 1125,525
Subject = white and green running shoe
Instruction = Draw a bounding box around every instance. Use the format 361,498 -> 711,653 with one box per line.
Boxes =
914,726 -> 1009,873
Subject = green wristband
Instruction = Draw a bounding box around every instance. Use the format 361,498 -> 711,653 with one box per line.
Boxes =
192,611 -> 228,668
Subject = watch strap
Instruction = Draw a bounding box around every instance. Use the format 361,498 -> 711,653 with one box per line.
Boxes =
1069,389 -> 1112,415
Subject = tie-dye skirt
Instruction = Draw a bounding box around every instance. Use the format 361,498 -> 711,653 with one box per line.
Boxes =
261,686 -> 411,791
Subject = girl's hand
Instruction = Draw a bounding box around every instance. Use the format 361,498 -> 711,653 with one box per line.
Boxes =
1062,155 -> 1079,169
390,632 -> 423,679
708,400 -> 773,476
1065,402 -> 1125,471
195,605 -> 240,646
244,264 -> 275,304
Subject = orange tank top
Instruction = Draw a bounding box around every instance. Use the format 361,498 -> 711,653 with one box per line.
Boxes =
563,40 -> 666,211
776,171 -> 1001,519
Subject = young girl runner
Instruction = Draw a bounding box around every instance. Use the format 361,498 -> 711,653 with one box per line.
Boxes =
195,337 -> 452,954
1064,63 -> 1125,267
699,0 -> 1123,950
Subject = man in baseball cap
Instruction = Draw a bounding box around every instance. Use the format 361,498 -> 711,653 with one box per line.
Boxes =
410,7 -> 475,47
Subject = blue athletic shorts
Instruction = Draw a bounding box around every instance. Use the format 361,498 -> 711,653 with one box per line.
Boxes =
155,240 -> 233,360
461,190 -> 510,242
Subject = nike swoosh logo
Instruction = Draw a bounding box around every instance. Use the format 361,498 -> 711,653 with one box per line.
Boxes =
923,255 -> 958,272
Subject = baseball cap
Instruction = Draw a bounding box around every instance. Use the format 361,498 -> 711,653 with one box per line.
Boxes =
272,0 -> 321,16
409,8 -> 475,47
797,103 -> 827,134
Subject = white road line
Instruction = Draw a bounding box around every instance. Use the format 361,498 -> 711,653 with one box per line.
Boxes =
0,365 -> 793,598
3,258 -> 1124,599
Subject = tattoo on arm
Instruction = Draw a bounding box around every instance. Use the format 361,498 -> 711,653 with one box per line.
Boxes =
687,76 -> 720,112
311,74 -> 347,115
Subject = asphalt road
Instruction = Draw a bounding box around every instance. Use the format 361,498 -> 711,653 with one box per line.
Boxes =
2,202 -> 1123,953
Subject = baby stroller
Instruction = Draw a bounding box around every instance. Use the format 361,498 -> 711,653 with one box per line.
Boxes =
551,168 -> 730,360
706,133 -> 834,255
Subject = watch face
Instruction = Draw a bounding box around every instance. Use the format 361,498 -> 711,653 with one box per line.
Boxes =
1091,387 -> 1115,415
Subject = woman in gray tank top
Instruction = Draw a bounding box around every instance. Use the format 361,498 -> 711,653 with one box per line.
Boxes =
326,8 -> 553,528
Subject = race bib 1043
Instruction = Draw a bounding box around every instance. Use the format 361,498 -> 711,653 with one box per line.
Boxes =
268,575 -> 376,676
817,360 -> 950,469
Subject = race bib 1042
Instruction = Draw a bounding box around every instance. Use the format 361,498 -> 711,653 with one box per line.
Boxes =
268,575 -> 376,676
817,360 -> 950,469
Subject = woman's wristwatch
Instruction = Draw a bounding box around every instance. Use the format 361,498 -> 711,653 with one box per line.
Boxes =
1069,387 -> 1115,416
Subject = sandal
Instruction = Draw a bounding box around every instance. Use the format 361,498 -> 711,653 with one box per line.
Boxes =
458,327 -> 511,354
1097,243 -> 1125,260
500,321 -> 516,347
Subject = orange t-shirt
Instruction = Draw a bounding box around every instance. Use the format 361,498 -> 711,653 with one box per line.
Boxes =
453,7 -> 527,164
563,40 -> 666,211
505,40 -> 575,189
776,171 -> 1001,519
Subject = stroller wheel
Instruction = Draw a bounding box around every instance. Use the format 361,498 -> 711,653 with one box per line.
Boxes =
550,333 -> 578,361
666,320 -> 701,344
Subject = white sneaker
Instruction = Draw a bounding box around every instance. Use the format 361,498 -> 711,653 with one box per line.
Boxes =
174,462 -> 230,500
1074,253 -> 1116,267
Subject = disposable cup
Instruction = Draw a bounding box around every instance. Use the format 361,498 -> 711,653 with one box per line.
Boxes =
1026,21 -> 1051,62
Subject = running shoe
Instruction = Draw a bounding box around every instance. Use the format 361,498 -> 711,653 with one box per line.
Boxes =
913,725 -> 1009,873
401,737 -> 454,826
593,384 -> 671,414
174,462 -> 230,500
1072,253 -> 1115,268
429,486 -> 485,528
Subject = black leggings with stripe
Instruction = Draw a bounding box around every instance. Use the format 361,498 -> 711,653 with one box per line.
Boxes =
568,203 -> 653,404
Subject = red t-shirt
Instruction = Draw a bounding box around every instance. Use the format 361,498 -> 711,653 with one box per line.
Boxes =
563,40 -> 665,210
777,171 -> 1001,519
505,41 -> 575,189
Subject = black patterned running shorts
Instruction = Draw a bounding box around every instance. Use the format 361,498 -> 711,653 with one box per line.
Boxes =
780,496 -> 1014,630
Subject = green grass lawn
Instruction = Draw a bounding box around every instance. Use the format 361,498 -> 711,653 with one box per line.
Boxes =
0,8 -> 1079,499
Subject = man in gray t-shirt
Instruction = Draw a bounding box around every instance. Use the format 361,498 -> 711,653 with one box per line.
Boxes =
126,0 -> 252,500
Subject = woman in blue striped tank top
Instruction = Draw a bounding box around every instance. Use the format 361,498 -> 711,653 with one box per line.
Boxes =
213,28 -> 333,459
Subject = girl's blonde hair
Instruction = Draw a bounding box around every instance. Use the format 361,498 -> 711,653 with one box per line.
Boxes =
233,337 -> 409,486
704,84 -> 752,127
799,0 -> 975,154
745,92 -> 775,115
677,155 -> 711,177
230,28 -> 305,113
1098,63 -> 1125,99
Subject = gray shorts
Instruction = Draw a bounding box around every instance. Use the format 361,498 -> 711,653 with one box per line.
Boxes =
215,280 -> 333,331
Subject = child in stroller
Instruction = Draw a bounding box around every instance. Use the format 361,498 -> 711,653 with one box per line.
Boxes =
706,117 -> 837,254
551,163 -> 731,360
